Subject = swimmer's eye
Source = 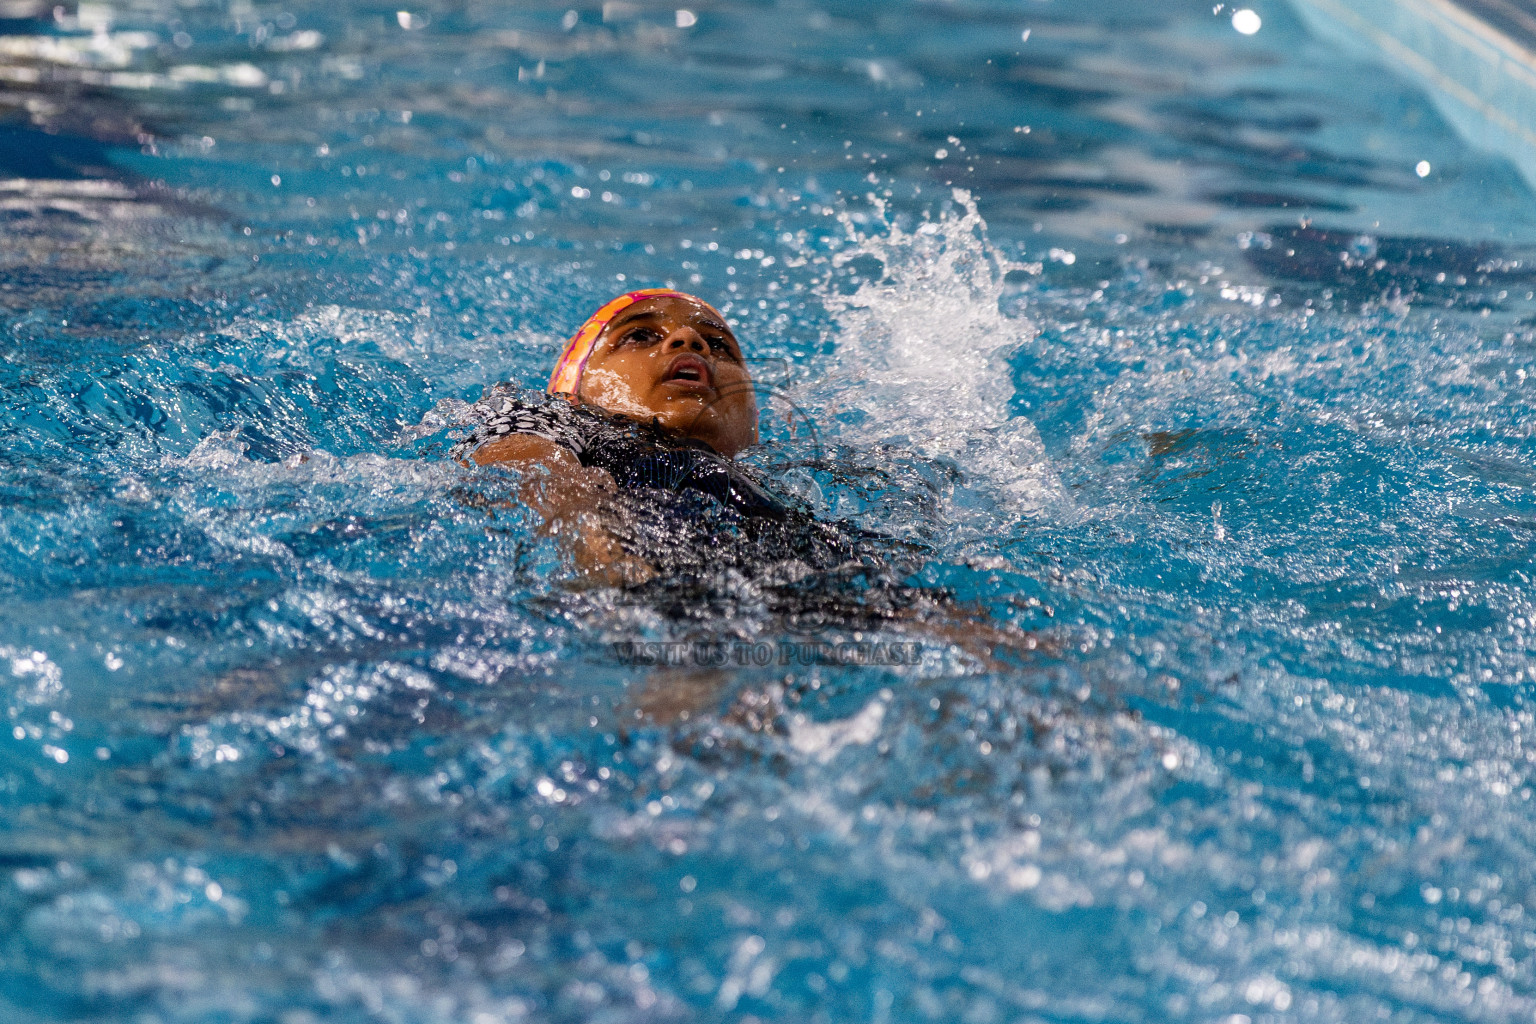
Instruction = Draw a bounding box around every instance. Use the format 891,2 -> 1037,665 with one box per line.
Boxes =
618,327 -> 663,347
706,335 -> 740,360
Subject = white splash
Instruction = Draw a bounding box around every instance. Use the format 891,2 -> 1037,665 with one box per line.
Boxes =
787,698 -> 886,764
817,189 -> 1066,518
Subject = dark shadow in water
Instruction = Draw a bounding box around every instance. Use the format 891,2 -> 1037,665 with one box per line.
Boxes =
0,123 -> 120,180
1246,224 -> 1536,310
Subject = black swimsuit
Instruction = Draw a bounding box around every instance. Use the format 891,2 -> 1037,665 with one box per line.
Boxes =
453,389 -> 787,520
454,389 -> 931,622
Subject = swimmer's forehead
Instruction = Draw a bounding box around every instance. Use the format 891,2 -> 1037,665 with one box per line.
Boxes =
601,296 -> 734,339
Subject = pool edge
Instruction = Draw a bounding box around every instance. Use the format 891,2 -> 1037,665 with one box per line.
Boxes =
1288,0 -> 1536,189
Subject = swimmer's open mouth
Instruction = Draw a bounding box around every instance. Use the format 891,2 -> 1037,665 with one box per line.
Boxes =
660,353 -> 714,390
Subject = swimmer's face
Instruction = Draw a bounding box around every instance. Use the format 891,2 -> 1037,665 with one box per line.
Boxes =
578,295 -> 759,457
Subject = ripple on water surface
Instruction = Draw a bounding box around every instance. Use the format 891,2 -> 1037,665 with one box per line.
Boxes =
3,0 -> 1536,1022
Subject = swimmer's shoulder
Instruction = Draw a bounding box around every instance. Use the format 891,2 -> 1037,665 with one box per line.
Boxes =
468,431 -> 578,470
454,386 -> 609,465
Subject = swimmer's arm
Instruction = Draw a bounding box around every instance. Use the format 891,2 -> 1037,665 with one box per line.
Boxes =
470,434 -> 654,586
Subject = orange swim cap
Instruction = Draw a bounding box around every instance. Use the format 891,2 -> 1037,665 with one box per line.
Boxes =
548,288 -> 696,396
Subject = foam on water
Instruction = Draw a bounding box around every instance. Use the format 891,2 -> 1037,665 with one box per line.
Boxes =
815,190 -> 1065,520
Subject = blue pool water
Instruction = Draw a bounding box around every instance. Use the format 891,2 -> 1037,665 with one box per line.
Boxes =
4,0 -> 1536,1020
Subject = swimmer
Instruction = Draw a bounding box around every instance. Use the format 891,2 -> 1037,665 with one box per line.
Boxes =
455,289 -> 790,585
454,288 -> 1051,713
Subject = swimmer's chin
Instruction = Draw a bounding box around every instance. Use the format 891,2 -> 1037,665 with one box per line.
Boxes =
643,402 -> 722,441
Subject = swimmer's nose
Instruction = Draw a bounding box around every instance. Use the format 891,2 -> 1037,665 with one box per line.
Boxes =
664,328 -> 708,354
